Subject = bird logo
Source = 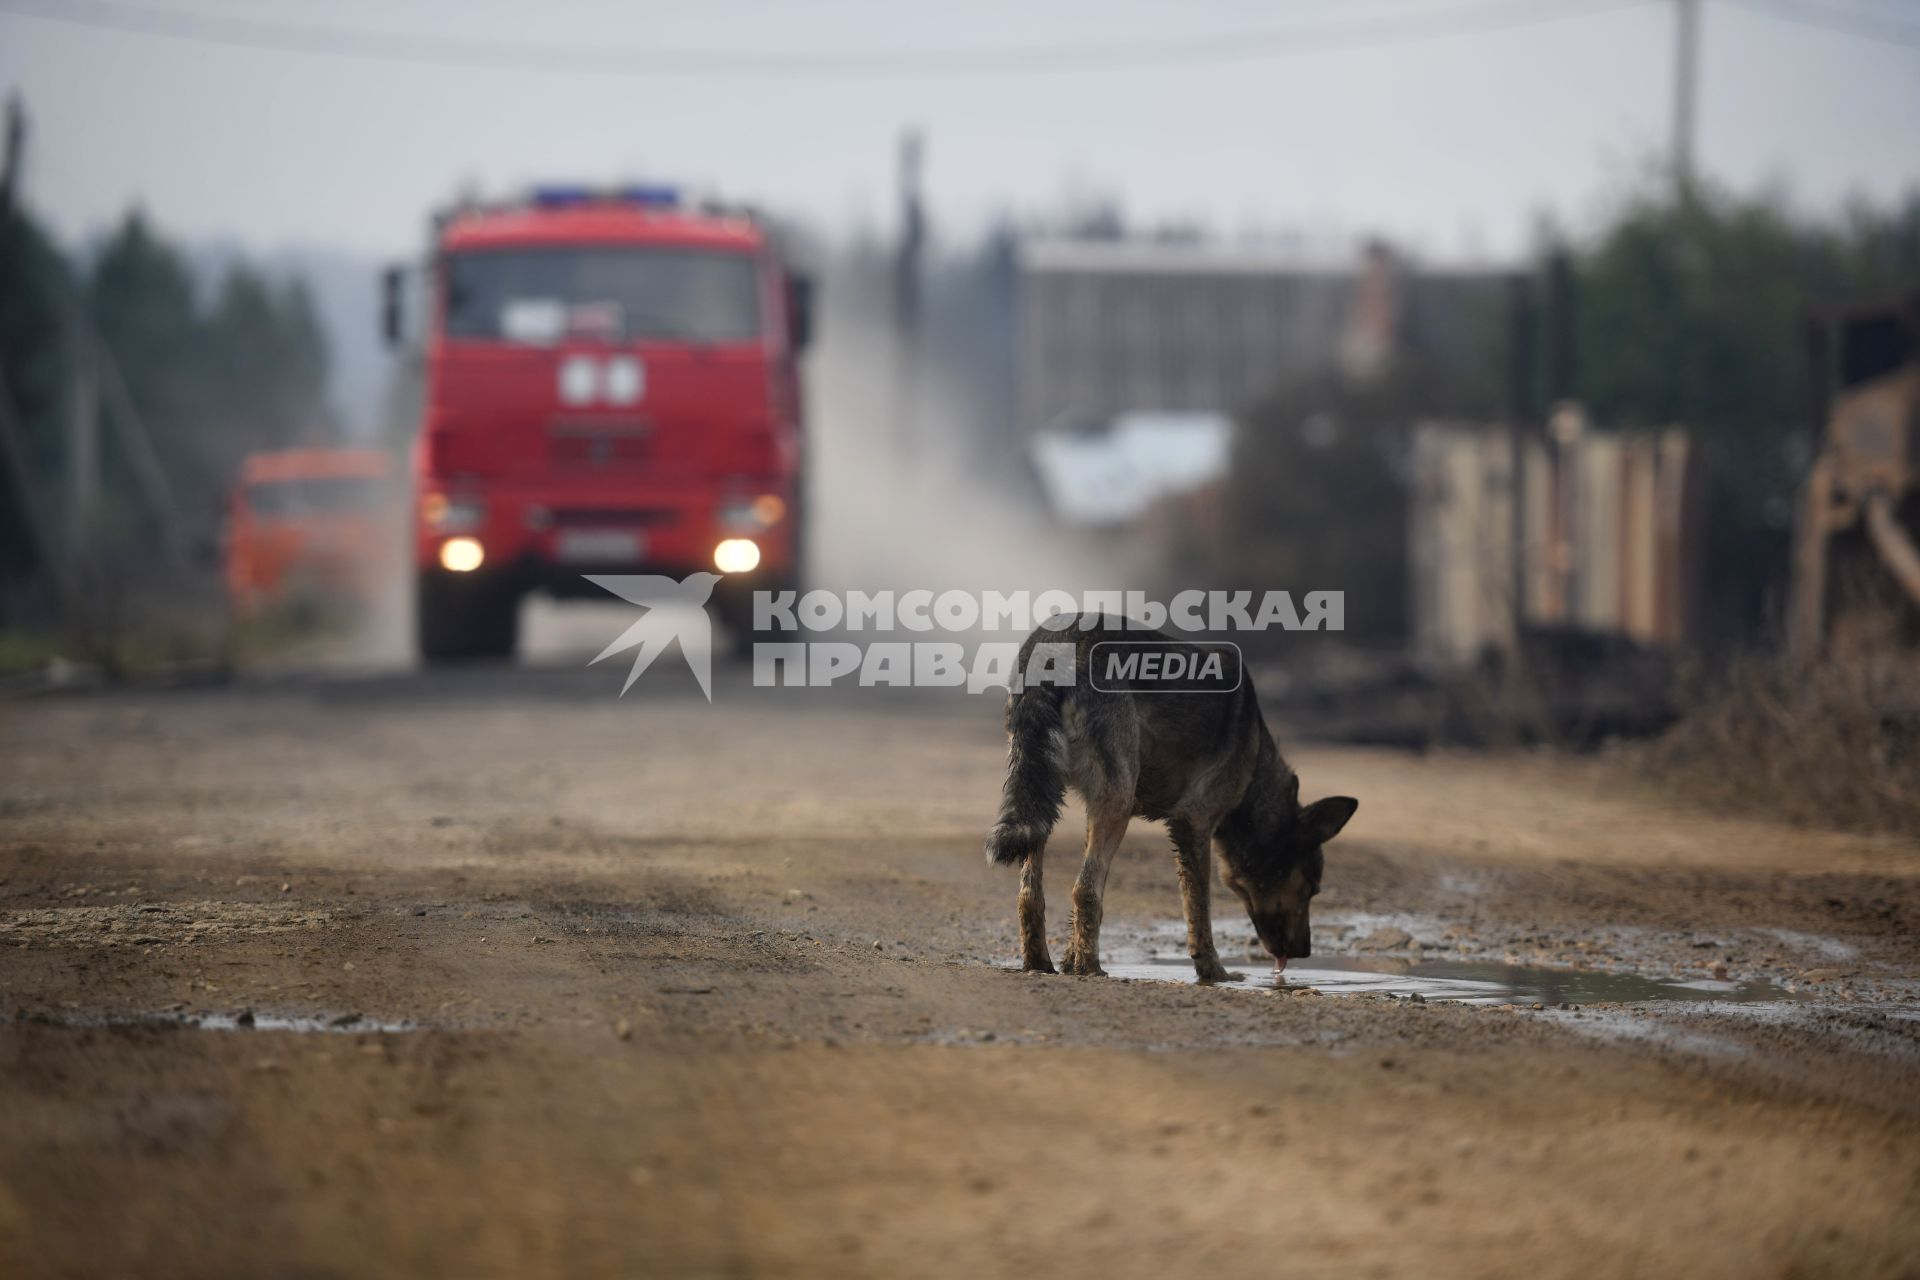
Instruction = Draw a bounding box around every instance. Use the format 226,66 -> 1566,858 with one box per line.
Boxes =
584,572 -> 722,700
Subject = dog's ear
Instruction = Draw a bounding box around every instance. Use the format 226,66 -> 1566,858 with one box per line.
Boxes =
1301,796 -> 1358,844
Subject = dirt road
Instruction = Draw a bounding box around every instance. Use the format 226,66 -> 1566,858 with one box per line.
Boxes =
3,649 -> 1917,1278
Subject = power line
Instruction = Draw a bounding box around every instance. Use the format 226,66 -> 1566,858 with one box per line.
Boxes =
1673,0 -> 1701,195
0,0 -> 1661,80
1719,0 -> 1920,48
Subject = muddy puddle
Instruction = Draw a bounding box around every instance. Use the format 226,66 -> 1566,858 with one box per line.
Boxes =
8,1010 -> 420,1034
1102,956 -> 1804,1005
1098,921 -> 1812,1013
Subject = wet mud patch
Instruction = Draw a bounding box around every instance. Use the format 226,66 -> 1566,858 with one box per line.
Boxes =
1099,916 -> 1840,1007
1100,955 -> 1806,1006
7,1008 -> 422,1034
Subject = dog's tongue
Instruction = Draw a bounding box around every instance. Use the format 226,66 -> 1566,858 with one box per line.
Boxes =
1272,957 -> 1288,976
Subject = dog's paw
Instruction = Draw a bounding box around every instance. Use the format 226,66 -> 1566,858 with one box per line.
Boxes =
1022,953 -> 1057,974
1060,947 -> 1106,978
1193,958 -> 1235,984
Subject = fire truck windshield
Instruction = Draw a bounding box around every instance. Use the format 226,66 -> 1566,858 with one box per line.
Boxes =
442,247 -> 762,345
246,476 -> 390,519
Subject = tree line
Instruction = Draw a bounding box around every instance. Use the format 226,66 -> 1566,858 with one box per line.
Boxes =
0,203 -> 332,619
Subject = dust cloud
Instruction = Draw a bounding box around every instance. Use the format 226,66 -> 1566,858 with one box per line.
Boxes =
804,274 -> 1125,624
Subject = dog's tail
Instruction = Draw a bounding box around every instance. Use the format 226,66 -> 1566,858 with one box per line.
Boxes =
984,681 -> 1069,866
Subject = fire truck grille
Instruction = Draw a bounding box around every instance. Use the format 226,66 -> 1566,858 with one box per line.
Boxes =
546,419 -> 653,468
549,508 -> 678,528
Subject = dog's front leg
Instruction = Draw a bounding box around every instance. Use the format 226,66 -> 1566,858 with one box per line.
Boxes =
1172,821 -> 1233,983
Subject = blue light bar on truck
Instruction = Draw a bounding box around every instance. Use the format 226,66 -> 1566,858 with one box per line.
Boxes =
530,185 -> 595,208
620,184 -> 680,208
526,184 -> 680,211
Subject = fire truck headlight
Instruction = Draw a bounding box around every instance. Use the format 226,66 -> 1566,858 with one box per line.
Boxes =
440,537 -> 486,573
424,492 -> 485,533
718,494 -> 786,532
713,538 -> 761,574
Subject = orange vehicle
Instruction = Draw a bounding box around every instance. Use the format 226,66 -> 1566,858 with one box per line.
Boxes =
225,448 -> 399,617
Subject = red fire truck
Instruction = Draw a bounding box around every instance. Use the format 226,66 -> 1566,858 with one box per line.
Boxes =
385,185 -> 812,662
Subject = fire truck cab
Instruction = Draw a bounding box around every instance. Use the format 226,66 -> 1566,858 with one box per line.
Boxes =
226,447 -> 397,619
386,185 -> 812,663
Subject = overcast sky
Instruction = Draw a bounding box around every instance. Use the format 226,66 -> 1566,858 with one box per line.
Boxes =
1,0 -> 1916,262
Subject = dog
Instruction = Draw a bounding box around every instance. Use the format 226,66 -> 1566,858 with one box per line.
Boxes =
985,613 -> 1357,983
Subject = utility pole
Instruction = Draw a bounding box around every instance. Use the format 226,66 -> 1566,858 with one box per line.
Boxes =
2,90 -> 104,576
95,339 -> 186,566
892,129 -> 925,465
0,94 -> 24,216
1505,274 -> 1538,654
1543,251 -> 1580,624
0,372 -> 71,607
1543,250 -> 1576,406
1672,0 -> 1700,199
0,93 -> 75,609
65,318 -> 98,570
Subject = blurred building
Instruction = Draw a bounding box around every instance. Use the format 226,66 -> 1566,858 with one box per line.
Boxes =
1014,238 -> 1503,434
1017,239 -> 1346,432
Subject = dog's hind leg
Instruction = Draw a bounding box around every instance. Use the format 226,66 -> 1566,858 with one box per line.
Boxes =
1060,803 -> 1128,977
1017,850 -> 1055,973
1171,819 -> 1233,984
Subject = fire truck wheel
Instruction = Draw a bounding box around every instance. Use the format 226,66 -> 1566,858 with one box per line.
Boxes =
470,585 -> 521,660
417,573 -> 521,664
